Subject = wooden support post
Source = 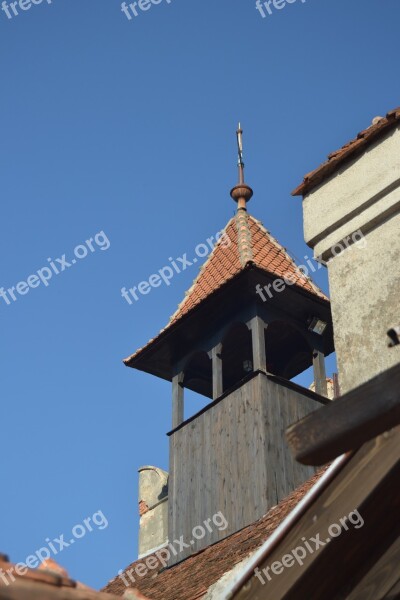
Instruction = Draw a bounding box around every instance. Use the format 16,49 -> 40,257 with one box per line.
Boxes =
172,372 -> 184,429
250,316 -> 267,372
211,343 -> 223,400
333,372 -> 340,398
313,350 -> 327,397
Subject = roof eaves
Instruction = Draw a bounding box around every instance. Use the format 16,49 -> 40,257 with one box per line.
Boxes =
124,258 -> 330,369
123,265 -> 253,367
292,107 -> 400,197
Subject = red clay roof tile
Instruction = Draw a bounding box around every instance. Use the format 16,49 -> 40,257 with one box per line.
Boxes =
124,211 -> 327,365
292,107 -> 400,196
102,470 -> 327,599
0,556 -> 127,600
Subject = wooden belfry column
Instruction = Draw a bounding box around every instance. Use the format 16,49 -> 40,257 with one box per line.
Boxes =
172,372 -> 184,429
211,343 -> 223,400
249,316 -> 267,372
313,350 -> 328,397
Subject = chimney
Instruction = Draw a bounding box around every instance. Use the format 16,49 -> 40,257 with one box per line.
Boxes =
138,466 -> 168,558
309,377 -> 335,399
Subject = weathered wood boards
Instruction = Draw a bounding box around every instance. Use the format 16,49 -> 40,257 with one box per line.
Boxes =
230,426 -> 400,600
168,372 -> 320,564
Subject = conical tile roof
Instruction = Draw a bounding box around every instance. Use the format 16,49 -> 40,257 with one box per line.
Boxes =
124,210 -> 328,364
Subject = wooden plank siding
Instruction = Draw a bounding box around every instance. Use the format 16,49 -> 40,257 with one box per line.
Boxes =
167,372 -> 319,564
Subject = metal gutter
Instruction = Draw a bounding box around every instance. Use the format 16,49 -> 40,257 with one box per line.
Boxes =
223,452 -> 354,599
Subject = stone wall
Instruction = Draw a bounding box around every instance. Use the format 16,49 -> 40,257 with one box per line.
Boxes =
302,125 -> 400,393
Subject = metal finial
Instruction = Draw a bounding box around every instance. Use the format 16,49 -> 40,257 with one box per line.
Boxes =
236,123 -> 244,183
230,123 -> 253,210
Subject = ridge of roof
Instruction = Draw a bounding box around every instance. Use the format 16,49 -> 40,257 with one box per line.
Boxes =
170,212 -> 328,323
292,106 -> 400,197
124,211 -> 328,366
102,469 -> 328,599
235,209 -> 254,265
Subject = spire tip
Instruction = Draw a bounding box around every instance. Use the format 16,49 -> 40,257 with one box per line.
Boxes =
230,123 -> 253,210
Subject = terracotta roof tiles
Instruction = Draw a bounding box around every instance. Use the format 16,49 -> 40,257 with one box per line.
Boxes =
124,210 -> 328,365
168,212 -> 328,325
102,469 -> 327,599
0,556 -> 130,600
292,107 -> 400,196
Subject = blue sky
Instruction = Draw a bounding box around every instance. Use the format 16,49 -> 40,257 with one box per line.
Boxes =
0,0 -> 399,590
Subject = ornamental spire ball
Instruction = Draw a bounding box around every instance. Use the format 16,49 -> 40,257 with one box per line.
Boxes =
230,123 -> 254,210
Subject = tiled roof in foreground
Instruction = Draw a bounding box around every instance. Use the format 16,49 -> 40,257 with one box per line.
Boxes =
292,106 -> 400,196
124,211 -> 328,365
103,469 -> 326,600
0,557 -> 128,600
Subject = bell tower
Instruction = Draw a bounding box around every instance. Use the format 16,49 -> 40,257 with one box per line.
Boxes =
124,126 -> 334,563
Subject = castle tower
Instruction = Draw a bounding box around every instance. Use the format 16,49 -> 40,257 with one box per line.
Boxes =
124,126 -> 334,563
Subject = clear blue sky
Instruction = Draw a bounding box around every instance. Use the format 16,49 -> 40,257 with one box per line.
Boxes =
1,0 -> 399,590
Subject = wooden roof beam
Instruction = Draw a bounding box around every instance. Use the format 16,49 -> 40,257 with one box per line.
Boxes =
286,363 -> 400,466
